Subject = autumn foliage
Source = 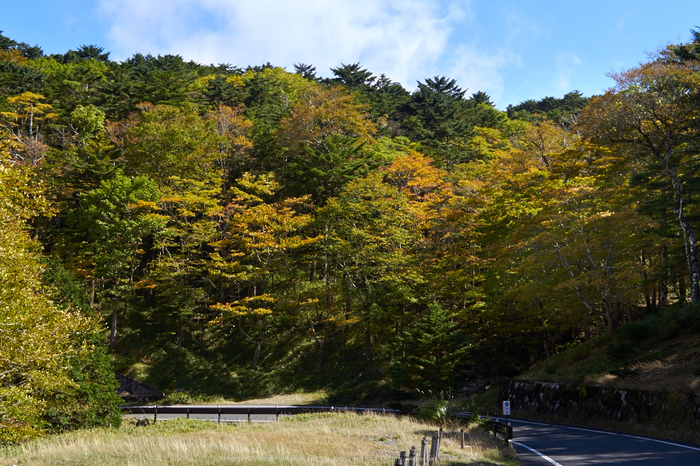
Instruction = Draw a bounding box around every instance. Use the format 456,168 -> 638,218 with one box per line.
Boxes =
1,28 -> 700,442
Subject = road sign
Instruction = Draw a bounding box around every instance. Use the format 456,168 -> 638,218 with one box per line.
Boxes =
503,400 -> 511,416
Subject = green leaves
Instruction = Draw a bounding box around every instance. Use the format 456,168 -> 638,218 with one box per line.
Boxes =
71,173 -> 163,282
0,159 -> 118,444
112,103 -> 223,188
393,303 -> 469,391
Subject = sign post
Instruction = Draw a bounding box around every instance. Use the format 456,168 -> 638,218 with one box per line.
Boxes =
502,401 -> 511,445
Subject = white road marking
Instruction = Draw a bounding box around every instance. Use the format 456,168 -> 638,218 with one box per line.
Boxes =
508,418 -> 700,452
511,441 -> 563,466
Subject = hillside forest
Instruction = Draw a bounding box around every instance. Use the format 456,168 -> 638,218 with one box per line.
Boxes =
3,28 -> 700,443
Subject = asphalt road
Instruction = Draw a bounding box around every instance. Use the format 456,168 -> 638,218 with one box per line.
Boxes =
124,412 -> 280,422
505,418 -> 700,465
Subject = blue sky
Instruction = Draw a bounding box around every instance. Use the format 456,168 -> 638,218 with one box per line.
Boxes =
4,0 -> 700,109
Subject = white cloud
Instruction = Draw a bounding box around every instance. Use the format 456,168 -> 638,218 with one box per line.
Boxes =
446,42 -> 512,104
98,0 -> 468,88
553,53 -> 583,94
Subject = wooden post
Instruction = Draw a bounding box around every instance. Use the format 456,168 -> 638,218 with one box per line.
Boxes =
429,435 -> 437,465
420,436 -> 427,466
399,450 -> 407,466
408,446 -> 416,466
153,405 -> 157,424
460,428 -> 465,449
436,428 -> 442,461
395,459 -> 402,466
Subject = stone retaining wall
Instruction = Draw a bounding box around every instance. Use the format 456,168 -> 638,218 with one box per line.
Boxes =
498,380 -> 700,430
116,372 -> 161,401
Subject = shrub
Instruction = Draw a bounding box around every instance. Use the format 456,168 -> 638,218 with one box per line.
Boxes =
417,399 -> 455,425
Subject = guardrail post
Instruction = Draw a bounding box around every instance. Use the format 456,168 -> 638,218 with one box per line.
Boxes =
460,427 -> 464,449
247,409 -> 251,423
275,406 -> 279,422
492,421 -> 514,446
153,405 -> 157,424
187,408 -> 190,419
217,408 -> 221,424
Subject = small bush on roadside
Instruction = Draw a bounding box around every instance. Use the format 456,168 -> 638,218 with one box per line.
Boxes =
161,390 -> 194,405
477,416 -> 494,431
417,399 -> 455,425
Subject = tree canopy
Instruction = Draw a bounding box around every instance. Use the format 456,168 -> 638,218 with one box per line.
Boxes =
1,28 -> 698,433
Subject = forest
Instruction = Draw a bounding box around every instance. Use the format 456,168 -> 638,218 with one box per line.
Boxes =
2,28 -> 700,443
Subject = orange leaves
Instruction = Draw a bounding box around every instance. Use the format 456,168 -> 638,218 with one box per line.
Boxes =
211,295 -> 277,318
383,151 -> 446,199
0,92 -> 57,165
2,92 -> 58,124
126,199 -> 159,211
579,60 -> 700,154
277,84 -> 376,156
210,172 -> 317,313
134,279 -> 158,290
204,104 -> 253,174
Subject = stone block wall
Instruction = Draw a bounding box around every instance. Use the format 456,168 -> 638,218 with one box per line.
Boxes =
499,380 -> 700,431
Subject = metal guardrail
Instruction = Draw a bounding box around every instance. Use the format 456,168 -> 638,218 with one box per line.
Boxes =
493,421 -> 513,443
121,404 -> 401,423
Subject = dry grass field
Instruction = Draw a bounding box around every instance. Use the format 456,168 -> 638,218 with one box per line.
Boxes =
1,412 -> 519,465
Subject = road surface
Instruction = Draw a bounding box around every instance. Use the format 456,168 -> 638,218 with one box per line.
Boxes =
506,418 -> 700,465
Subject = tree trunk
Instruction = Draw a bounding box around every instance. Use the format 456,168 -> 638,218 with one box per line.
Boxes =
240,319 -> 267,370
604,299 -> 616,335
109,308 -> 117,348
364,305 -> 371,362
314,338 -> 324,371
544,334 -> 552,359
659,245 -> 669,312
679,275 -> 687,304
251,341 -> 261,370
557,247 -> 615,334
90,279 -> 95,309
668,167 -> 700,304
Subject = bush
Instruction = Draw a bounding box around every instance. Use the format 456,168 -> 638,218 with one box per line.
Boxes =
417,399 -> 455,425
605,343 -> 635,361
161,390 -> 194,405
618,321 -> 654,341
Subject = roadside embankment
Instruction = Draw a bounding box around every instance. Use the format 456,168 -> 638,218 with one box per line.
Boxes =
498,379 -> 700,443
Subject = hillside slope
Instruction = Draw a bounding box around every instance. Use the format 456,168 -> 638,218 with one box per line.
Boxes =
520,305 -> 700,393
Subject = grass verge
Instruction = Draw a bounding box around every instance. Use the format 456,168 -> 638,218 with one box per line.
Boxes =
1,413 -> 518,466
